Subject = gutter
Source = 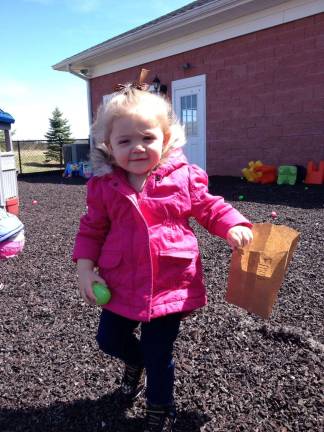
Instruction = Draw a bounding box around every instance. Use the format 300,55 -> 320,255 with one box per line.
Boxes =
67,65 -> 93,148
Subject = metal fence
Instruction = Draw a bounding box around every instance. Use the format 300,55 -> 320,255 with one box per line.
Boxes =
0,139 -> 89,174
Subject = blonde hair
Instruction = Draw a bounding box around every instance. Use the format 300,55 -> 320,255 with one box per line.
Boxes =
91,85 -> 186,174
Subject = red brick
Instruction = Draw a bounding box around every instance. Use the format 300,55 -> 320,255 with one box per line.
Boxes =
274,44 -> 295,57
274,64 -> 306,83
305,22 -> 324,37
276,28 -> 305,44
277,52 -> 314,68
312,135 -> 324,153
274,87 -> 313,104
283,121 -> 324,136
204,57 -> 225,68
294,15 -> 315,28
306,72 -> 324,86
264,101 -> 283,115
276,78 -> 310,91
293,37 -> 316,52
282,101 -> 303,114
224,52 -> 251,67
216,69 -> 232,80
316,34 -> 324,47
304,98 -> 324,112
256,27 -> 279,43
314,13 -> 324,23
284,112 -> 320,124
256,46 -> 275,60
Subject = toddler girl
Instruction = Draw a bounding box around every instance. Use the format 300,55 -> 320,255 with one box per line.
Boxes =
73,82 -> 253,432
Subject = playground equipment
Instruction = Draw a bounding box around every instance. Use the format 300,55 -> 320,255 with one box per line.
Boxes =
63,161 -> 93,179
242,161 -> 277,184
0,209 -> 25,259
241,159 -> 323,186
0,230 -> 25,259
0,109 -> 19,215
304,160 -> 324,185
80,162 -> 92,178
63,162 -> 80,177
277,166 -> 297,185
255,165 -> 277,184
242,161 -> 263,182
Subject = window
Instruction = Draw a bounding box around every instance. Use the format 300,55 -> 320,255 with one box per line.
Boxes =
180,94 -> 198,137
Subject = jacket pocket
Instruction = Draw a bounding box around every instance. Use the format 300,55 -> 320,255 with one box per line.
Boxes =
159,250 -> 195,259
98,250 -> 125,290
98,250 -> 122,269
156,249 -> 196,292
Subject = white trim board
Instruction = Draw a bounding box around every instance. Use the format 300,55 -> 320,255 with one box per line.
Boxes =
172,74 -> 207,89
92,0 -> 324,78
172,75 -> 206,170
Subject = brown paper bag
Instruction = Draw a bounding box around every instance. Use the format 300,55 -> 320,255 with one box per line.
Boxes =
225,223 -> 300,319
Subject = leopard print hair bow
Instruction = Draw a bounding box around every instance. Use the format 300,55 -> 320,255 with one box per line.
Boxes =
113,82 -> 149,93
113,68 -> 150,93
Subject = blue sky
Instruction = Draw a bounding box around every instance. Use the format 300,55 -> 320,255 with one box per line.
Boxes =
1,0 -> 190,139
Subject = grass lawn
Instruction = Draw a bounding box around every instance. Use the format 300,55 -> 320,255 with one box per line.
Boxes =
14,149 -> 63,174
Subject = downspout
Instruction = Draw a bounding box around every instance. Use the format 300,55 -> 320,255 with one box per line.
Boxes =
67,64 -> 93,148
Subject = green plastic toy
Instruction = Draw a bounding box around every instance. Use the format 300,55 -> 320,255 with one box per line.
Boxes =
92,282 -> 111,305
277,165 -> 297,185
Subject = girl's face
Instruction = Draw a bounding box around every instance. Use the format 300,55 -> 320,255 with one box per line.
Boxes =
109,114 -> 166,177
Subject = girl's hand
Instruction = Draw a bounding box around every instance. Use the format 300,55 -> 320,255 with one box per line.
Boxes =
226,225 -> 253,249
77,259 -> 107,305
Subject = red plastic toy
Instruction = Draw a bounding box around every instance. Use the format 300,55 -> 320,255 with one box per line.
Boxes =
255,165 -> 277,184
304,161 -> 324,185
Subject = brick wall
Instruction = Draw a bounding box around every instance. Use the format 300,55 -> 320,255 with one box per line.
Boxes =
91,13 -> 324,176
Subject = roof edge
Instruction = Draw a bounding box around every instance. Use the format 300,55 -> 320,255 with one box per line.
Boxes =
53,0 -> 272,71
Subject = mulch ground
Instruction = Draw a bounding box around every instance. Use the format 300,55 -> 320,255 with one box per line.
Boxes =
1,172 -> 323,432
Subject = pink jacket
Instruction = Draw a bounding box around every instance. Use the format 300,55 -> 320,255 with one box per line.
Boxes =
73,156 -> 252,321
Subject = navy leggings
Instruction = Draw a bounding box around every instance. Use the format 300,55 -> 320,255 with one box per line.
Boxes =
96,309 -> 182,405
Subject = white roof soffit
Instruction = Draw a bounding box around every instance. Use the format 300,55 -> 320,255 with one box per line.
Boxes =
52,0 -> 321,76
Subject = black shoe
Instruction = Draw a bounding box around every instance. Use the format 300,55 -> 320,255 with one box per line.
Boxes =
120,363 -> 146,401
143,403 -> 177,432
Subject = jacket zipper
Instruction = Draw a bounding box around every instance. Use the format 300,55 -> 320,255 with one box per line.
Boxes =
112,184 -> 154,322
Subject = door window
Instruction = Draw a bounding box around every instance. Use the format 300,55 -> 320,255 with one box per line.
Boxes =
180,94 -> 198,137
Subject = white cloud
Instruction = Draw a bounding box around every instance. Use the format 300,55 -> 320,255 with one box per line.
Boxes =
0,79 -> 32,99
1,77 -> 89,140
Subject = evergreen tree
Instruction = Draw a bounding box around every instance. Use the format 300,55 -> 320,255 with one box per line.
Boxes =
45,107 -> 73,163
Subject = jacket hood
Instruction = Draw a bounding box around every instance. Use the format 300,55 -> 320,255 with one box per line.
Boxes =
154,150 -> 188,177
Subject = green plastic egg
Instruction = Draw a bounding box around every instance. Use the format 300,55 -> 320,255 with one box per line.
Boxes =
92,282 -> 111,305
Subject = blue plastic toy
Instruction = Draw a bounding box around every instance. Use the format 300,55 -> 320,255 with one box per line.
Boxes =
63,161 -> 92,179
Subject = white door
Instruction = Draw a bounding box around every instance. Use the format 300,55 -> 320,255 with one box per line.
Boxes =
172,75 -> 206,169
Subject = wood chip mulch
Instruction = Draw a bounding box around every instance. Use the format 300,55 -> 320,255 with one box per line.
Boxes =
1,173 -> 323,432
